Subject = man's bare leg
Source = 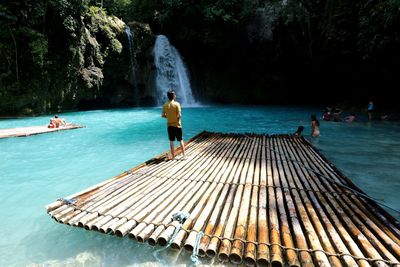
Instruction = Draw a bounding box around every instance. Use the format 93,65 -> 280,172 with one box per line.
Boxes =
180,140 -> 186,159
170,141 -> 175,160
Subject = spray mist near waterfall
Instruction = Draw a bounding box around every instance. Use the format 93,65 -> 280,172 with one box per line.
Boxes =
153,35 -> 196,106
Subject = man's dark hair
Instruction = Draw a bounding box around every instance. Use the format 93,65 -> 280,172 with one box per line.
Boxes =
167,90 -> 175,100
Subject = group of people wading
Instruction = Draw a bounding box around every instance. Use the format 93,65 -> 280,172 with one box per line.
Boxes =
297,99 -> 388,139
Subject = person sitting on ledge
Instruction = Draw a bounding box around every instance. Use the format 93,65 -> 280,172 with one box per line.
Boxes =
48,115 -> 66,128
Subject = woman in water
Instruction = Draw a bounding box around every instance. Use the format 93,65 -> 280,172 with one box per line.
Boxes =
311,114 -> 320,137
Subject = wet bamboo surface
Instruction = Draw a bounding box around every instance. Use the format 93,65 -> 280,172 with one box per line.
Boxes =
46,131 -> 400,266
0,124 -> 84,139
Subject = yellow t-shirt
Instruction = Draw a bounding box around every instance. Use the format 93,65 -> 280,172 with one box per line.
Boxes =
163,100 -> 182,128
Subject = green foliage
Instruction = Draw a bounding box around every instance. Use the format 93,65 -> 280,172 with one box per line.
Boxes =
110,38 -> 123,53
85,5 -> 107,18
0,0 -> 126,115
1,0 -> 399,114
358,0 -> 400,61
101,0 -> 132,20
202,0 -> 242,24
126,0 -> 256,46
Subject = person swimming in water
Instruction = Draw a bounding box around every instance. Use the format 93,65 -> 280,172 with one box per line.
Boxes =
345,113 -> 356,122
322,107 -> 331,121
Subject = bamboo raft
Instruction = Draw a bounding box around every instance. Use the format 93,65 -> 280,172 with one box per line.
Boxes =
0,124 -> 84,139
46,131 -> 400,266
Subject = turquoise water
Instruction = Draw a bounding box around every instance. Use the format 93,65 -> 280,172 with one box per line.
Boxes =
1,106 -> 399,267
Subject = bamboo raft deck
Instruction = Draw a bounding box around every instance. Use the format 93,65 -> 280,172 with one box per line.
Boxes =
0,124 -> 84,139
46,131 -> 400,266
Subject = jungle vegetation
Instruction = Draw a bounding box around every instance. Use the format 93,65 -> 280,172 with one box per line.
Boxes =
1,0 -> 399,115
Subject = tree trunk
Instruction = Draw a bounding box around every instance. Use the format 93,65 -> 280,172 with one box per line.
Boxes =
8,26 -> 19,83
43,0 -> 48,34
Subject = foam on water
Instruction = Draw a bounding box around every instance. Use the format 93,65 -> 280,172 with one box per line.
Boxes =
1,106 -> 399,266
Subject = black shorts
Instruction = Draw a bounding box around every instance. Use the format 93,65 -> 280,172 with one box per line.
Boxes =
167,126 -> 182,141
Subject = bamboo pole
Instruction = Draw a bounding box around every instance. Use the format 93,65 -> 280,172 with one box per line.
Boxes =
289,137 -> 383,267
53,143 -> 185,224
243,136 -> 261,266
266,137 -> 300,267
46,149 -> 164,213
100,135 -> 219,237
195,136 -> 254,257
155,135 -> 244,247
48,133 -> 230,236
46,131 -> 210,214
256,135 -> 270,267
229,135 -> 260,265
270,137 -> 312,267
275,137 -> 338,266
293,138 -> 400,264
128,178 -> 196,240
50,171 -> 145,222
266,137 -> 284,267
145,134 -> 232,244
59,165 -> 171,225
77,174 -> 178,228
204,136 -> 253,258
181,136 -> 242,251
138,178 -> 205,243
184,136 -> 245,251
291,137 -> 399,266
73,134 -> 218,229
110,168 -> 203,237
115,135 -> 231,238
301,137 -> 400,240
281,136 -> 359,267
132,136 -> 237,243
59,133 -> 210,228
218,137 -> 256,262
298,137 -> 400,254
170,136 -> 247,250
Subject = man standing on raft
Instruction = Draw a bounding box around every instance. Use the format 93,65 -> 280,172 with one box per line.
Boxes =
161,90 -> 186,160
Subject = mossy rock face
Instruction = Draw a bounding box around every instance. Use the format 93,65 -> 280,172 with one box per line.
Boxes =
100,21 -> 156,108
0,5 -> 128,116
0,3 -> 160,115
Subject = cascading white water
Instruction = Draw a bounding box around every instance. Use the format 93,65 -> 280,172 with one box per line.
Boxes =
125,26 -> 139,104
125,26 -> 136,79
153,35 -> 196,106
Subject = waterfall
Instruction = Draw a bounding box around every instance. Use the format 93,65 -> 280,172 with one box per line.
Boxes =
153,35 -> 196,106
125,26 -> 135,78
125,26 -> 138,104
